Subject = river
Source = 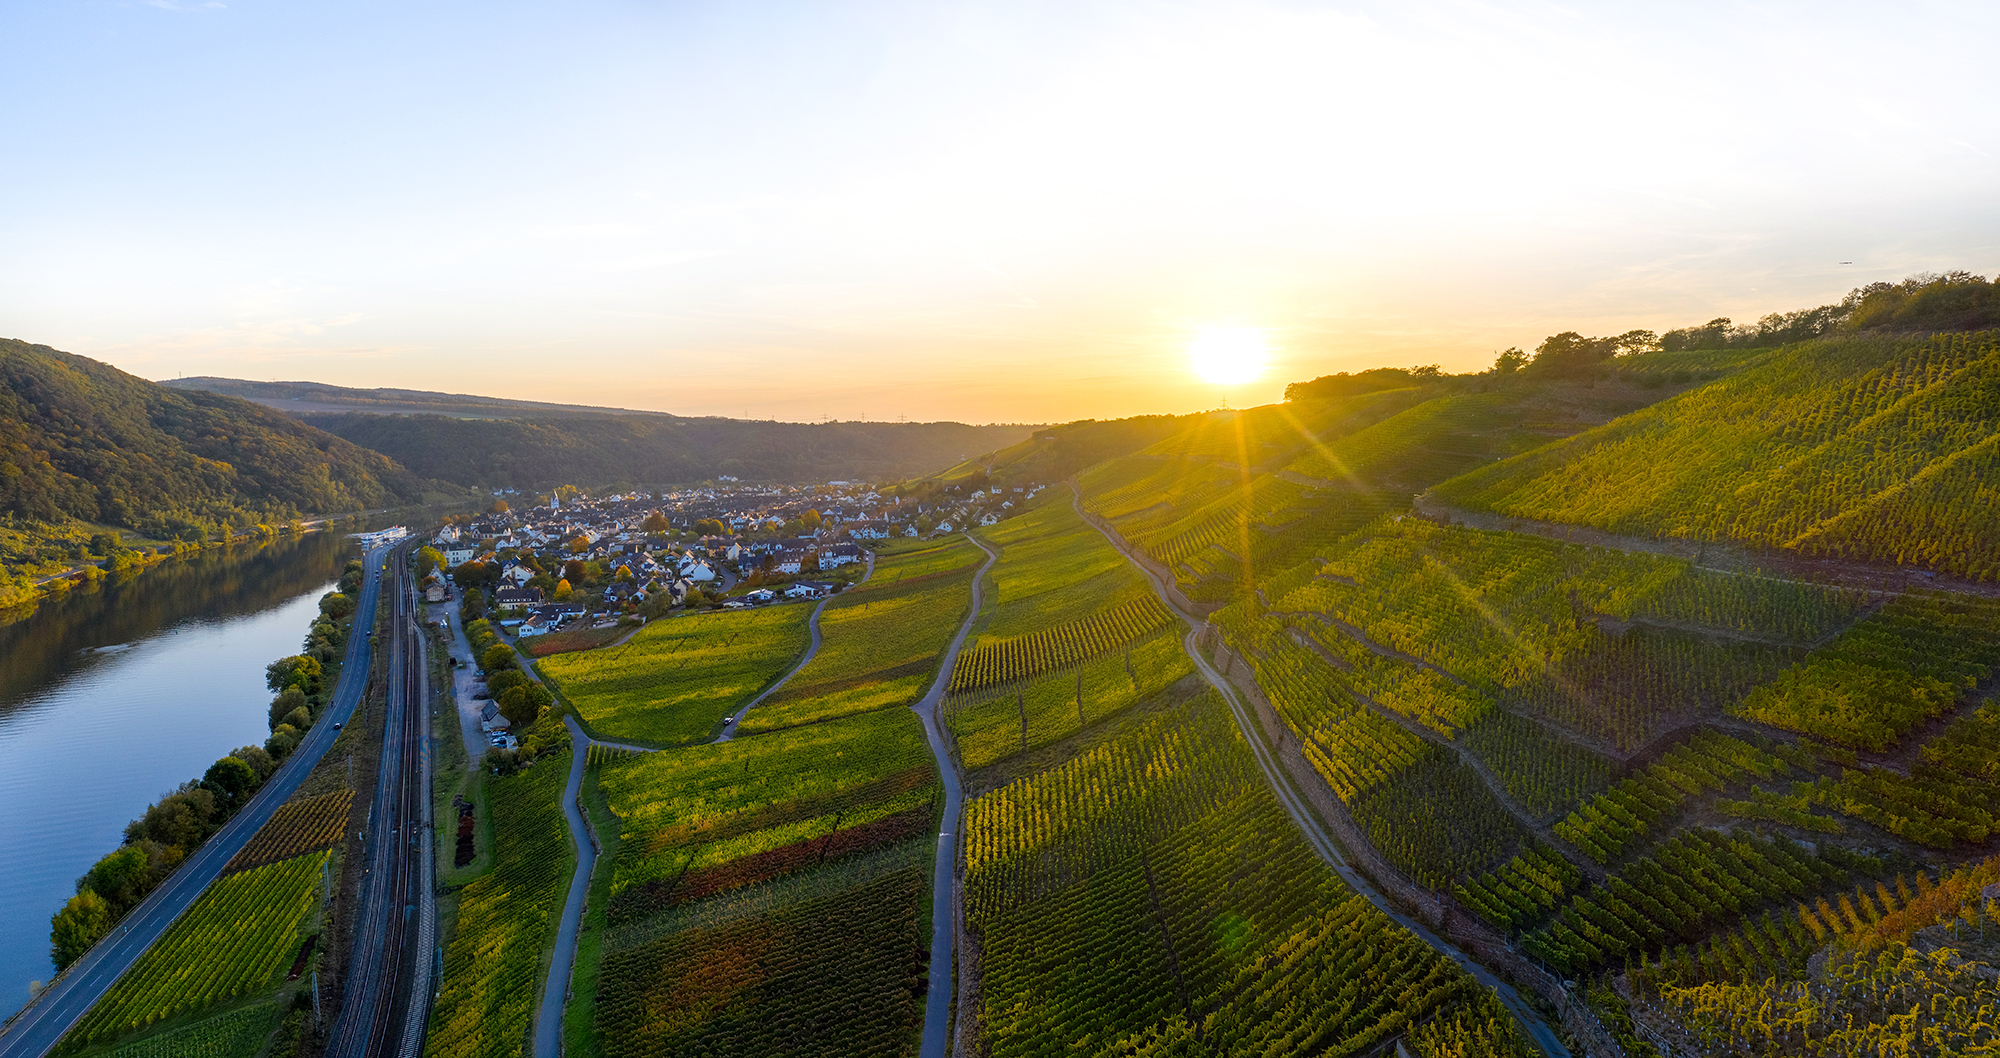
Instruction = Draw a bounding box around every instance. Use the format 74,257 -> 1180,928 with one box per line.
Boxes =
0,531 -> 358,1018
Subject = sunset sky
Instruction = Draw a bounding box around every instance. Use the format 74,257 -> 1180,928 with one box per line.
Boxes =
4,0 -> 1997,424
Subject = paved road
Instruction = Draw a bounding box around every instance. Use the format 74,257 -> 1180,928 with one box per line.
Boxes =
535,717 -> 596,1058
1068,487 -> 1572,1058
914,534 -> 996,1058
327,550 -> 436,1058
428,601 -> 491,766
0,545 -> 390,1058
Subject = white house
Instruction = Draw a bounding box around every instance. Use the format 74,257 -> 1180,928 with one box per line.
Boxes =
443,545 -> 477,567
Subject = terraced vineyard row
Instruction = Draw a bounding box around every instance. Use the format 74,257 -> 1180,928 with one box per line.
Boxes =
1733,591 -> 2000,749
62,851 -> 329,1050
948,594 -> 1173,692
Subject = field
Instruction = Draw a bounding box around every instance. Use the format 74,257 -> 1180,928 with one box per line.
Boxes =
60,852 -> 328,1049
1433,330 -> 2000,578
599,706 -> 935,909
540,604 -> 813,744
427,751 -> 574,1058
738,537 -> 980,733
588,705 -> 939,1056
963,689 -> 1532,1056
223,789 -> 351,873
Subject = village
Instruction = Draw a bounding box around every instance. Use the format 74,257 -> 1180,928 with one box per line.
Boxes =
420,477 -> 1045,644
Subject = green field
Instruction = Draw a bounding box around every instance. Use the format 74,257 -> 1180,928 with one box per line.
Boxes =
738,538 -> 980,733
946,628 -> 1192,770
62,852 -> 327,1050
541,604 -> 813,744
427,751 -> 574,1058
600,707 -> 935,908
586,702 -> 940,1056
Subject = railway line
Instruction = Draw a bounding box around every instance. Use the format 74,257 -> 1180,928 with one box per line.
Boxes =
326,548 -> 436,1058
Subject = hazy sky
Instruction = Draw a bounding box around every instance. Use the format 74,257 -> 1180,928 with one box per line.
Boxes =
4,0 -> 1998,423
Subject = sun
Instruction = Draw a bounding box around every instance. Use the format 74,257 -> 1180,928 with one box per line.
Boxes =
1187,327 -> 1270,385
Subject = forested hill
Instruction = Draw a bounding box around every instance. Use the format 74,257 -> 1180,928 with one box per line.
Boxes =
1431,328 -> 2000,580
0,340 -> 443,536
301,412 -> 1035,489
161,377 -> 674,419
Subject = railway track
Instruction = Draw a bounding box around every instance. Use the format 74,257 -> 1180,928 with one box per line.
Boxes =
327,548 -> 436,1058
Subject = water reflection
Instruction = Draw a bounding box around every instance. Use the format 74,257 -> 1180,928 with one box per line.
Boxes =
0,531 -> 356,1015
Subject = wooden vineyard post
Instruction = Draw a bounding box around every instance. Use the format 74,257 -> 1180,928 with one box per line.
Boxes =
1077,669 -> 1086,729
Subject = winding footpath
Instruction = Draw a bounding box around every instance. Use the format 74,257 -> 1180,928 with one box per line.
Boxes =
0,544 -> 392,1058
533,716 -> 597,1058
913,534 -> 997,1058
1067,487 -> 1573,1058
534,556 -> 876,1057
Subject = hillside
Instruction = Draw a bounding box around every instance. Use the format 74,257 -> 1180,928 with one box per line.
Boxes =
0,340 -> 444,538
301,411 -> 1034,489
1432,329 -> 2000,580
1060,352 -> 2000,1054
161,377 -> 675,420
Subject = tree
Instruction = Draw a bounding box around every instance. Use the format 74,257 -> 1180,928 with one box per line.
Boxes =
461,586 -> 486,620
553,484 -> 581,505
481,643 -> 518,672
487,669 -> 530,696
803,509 -> 822,528
489,499 -> 510,514
554,578 -> 574,601
203,756 -> 258,801
229,744 -> 277,780
568,535 -> 590,554
265,655 -> 322,696
497,682 -> 553,729
85,846 -> 151,909
1527,332 -> 1616,377
268,686 -> 309,729
563,559 -> 587,584
1493,347 -> 1529,374
642,511 -> 669,533
49,890 -> 111,970
417,546 -> 445,576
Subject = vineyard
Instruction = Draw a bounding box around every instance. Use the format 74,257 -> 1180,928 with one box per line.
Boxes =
61,851 -> 329,1049
426,751 -> 573,1058
588,700 -> 939,1055
539,603 -> 813,744
1551,730 -> 1792,865
963,690 -> 1519,1056
599,706 -> 936,919
1257,518 -> 1838,753
224,789 -> 352,874
1433,329 -> 2000,579
739,538 -> 979,733
595,865 -> 928,1058
1522,828 -> 1891,975
973,501 -> 1155,640
946,627 -> 1194,770
96,1002 -> 282,1058
948,595 -> 1174,692
1733,591 -> 2000,750
1619,853 -> 2000,1056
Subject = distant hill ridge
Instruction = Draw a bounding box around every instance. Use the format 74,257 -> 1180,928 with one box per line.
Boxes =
0,340 -> 447,537
160,377 -> 675,420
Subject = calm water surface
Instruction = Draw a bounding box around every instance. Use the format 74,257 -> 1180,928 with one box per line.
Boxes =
0,532 -> 356,1016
